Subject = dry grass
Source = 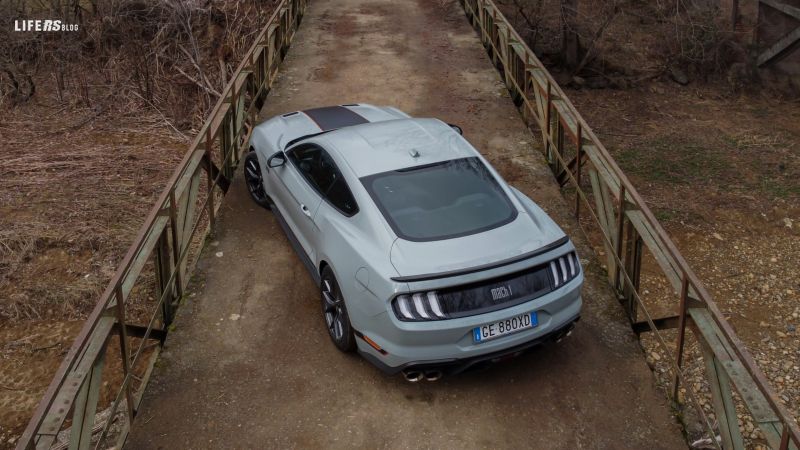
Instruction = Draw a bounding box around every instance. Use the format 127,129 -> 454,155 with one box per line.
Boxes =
0,103 -> 186,321
0,0 -> 278,323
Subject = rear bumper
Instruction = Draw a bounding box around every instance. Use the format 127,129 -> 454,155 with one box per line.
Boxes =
353,276 -> 583,375
360,315 -> 579,375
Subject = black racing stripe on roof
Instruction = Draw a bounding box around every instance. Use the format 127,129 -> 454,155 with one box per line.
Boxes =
302,106 -> 368,131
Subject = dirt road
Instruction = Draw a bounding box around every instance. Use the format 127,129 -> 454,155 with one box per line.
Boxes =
126,0 -> 685,447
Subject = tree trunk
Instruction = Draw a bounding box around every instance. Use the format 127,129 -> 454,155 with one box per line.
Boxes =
561,0 -> 580,69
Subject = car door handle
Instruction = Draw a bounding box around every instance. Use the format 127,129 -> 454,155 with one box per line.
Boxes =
300,204 -> 312,217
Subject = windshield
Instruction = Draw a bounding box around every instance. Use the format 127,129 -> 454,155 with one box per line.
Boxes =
361,157 -> 517,241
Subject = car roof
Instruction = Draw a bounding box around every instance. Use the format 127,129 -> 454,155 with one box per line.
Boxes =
318,118 -> 476,177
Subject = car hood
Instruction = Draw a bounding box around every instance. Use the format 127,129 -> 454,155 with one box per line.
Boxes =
389,211 -> 565,279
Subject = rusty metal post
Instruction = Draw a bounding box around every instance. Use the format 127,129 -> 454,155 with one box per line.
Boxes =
155,228 -> 175,327
491,7 -> 499,66
205,128 -> 216,233
113,284 -> 136,422
613,185 -> 627,292
672,273 -> 690,400
544,80 -> 552,164
504,20 -> 512,89
621,220 -> 640,319
67,338 -> 106,450
780,426 -> 791,450
574,123 -> 582,220
167,189 -> 184,300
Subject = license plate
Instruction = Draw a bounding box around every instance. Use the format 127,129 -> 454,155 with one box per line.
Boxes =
473,312 -> 538,343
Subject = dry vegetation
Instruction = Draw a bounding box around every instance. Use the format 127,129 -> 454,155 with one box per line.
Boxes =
0,0 -> 278,445
503,0 -> 761,91
0,0 -> 280,318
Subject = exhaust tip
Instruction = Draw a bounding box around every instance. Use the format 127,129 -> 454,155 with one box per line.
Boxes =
424,370 -> 443,382
403,370 -> 424,382
554,323 -> 576,343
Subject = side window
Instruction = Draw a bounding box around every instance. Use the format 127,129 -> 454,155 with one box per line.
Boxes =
326,175 -> 358,216
287,145 -> 335,192
287,144 -> 358,216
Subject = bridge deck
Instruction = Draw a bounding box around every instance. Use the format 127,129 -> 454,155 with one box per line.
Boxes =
127,0 -> 684,447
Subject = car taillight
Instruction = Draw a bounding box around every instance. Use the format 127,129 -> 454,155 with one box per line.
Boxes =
393,251 -> 581,322
550,251 -> 580,288
393,291 -> 448,321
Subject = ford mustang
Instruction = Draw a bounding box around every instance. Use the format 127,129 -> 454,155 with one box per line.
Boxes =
245,104 -> 582,381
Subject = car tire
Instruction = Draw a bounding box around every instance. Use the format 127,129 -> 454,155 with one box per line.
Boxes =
243,152 -> 271,209
320,266 -> 356,353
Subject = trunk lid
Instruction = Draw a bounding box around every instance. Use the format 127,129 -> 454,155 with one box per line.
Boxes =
389,212 -> 564,279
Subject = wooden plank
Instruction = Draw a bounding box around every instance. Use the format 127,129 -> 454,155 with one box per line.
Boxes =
699,339 -> 745,450
208,102 -> 232,141
629,208 -> 700,299
177,172 -> 201,291
37,317 -> 115,447
510,42 -> 526,58
761,0 -> 800,20
690,308 -> 733,359
496,23 -> 508,61
119,216 -> 169,301
527,65 -> 547,88
582,145 -> 621,196
233,71 -> 250,97
627,209 -> 684,294
173,151 -> 204,201
757,26 -> 800,66
589,169 -> 617,278
552,99 -> 579,140
155,229 -> 175,327
67,345 -> 105,450
722,359 -> 779,423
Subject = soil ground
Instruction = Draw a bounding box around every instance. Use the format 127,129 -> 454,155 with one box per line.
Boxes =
125,0 -> 685,448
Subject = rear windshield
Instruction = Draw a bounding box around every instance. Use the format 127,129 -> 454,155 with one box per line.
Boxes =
361,157 -> 517,241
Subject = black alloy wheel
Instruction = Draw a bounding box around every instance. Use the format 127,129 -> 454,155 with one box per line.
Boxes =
244,152 -> 271,209
321,266 -> 356,352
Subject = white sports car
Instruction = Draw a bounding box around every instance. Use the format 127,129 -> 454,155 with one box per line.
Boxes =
246,104 -> 582,381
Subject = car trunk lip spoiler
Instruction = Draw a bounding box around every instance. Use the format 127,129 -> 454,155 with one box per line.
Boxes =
390,236 -> 570,282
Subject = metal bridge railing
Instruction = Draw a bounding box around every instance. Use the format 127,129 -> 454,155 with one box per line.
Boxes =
458,0 -> 799,449
16,0 -> 307,448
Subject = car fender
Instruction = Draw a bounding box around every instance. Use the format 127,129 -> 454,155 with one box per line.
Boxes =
509,186 -> 565,237
315,205 -> 405,321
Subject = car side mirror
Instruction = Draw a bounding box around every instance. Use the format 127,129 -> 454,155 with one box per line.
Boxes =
267,151 -> 286,168
448,123 -> 463,135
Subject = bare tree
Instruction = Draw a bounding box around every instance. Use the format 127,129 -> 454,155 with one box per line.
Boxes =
561,0 -> 580,68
